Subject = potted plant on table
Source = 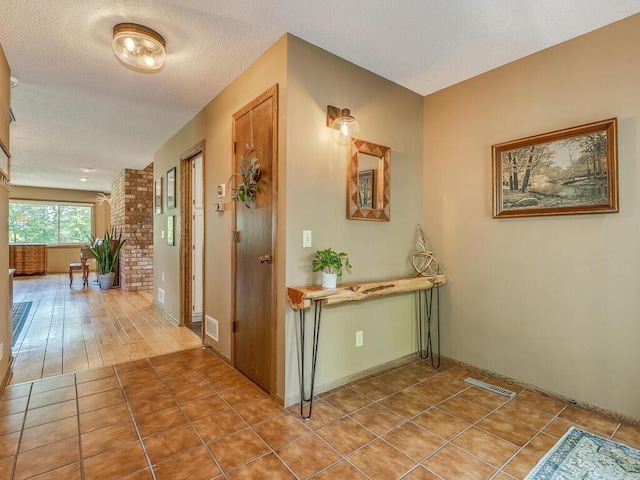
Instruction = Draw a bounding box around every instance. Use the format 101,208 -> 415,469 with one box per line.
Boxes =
86,227 -> 127,290
312,247 -> 351,289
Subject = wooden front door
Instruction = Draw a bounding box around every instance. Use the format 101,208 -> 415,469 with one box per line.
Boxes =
232,85 -> 278,393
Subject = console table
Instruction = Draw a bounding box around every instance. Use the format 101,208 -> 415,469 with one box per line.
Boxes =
287,274 -> 446,419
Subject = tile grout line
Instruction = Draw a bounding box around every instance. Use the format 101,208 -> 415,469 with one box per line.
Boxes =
74,374 -> 86,480
164,351 -> 233,478
493,403 -> 571,477
113,361 -> 159,480
317,374 -> 475,477
9,383 -> 32,480
323,367 -> 543,478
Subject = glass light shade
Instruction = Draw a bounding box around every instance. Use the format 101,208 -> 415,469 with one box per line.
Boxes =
112,23 -> 166,71
331,108 -> 360,144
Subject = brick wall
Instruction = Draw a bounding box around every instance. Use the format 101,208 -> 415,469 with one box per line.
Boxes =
110,164 -> 153,291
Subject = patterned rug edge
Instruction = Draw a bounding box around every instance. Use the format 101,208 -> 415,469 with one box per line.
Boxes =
11,301 -> 32,346
524,426 -> 640,480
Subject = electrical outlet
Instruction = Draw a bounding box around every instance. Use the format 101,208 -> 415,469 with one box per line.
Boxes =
355,330 -> 364,347
303,230 -> 312,248
161,230 -> 165,239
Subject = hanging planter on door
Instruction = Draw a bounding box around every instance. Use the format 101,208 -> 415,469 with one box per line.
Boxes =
229,145 -> 261,209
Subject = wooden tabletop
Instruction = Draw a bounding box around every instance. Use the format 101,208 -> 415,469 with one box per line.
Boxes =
287,274 -> 446,310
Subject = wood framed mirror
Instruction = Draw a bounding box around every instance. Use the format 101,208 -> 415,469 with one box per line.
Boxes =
347,139 -> 390,221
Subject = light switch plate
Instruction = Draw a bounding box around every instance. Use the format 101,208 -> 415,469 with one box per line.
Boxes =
303,230 -> 312,248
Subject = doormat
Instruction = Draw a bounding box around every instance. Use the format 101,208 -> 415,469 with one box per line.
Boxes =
12,301 -> 32,345
525,426 -> 640,479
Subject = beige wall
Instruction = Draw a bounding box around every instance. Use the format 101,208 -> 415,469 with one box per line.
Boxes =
0,42 -> 9,154
0,44 -> 10,384
154,34 -> 424,402
424,14 -> 640,419
283,37 -> 424,401
0,186 -> 9,384
9,186 -> 111,273
153,36 -> 288,386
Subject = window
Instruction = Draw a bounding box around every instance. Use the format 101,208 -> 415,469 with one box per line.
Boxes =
9,201 -> 93,244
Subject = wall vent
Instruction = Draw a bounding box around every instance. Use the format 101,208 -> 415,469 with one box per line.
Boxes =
205,315 -> 219,342
158,288 -> 165,304
465,377 -> 516,397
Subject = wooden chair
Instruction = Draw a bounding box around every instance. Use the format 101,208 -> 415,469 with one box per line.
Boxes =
69,261 -> 89,287
69,247 -> 94,288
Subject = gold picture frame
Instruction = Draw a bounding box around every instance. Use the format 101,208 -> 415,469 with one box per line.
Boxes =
492,118 -> 618,218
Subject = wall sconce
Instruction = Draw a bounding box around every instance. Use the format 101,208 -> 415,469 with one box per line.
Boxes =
327,105 -> 360,144
112,23 -> 166,71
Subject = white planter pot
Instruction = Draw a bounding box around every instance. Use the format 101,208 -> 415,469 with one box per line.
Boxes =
321,272 -> 337,289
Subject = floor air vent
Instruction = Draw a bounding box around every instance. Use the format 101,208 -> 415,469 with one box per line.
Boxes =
465,377 -> 516,398
205,315 -> 219,342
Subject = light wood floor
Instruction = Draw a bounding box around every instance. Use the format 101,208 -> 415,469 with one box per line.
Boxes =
9,274 -> 202,385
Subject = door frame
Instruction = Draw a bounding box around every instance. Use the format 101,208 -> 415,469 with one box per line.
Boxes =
179,141 -> 205,331
231,85 -> 279,396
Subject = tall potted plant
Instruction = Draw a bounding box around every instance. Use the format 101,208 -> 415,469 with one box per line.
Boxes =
86,227 -> 127,290
312,247 -> 351,289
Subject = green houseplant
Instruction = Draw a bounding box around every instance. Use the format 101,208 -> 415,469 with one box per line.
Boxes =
86,226 -> 127,290
312,247 -> 351,289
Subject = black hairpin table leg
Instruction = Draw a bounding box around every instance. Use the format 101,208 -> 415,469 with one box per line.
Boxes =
299,300 -> 322,420
418,286 -> 440,368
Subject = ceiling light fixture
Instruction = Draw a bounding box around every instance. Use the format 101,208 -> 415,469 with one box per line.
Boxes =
112,23 -> 166,71
80,177 -> 88,182
326,105 -> 360,144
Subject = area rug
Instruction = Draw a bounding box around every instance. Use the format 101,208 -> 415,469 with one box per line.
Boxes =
525,426 -> 640,479
11,301 -> 32,345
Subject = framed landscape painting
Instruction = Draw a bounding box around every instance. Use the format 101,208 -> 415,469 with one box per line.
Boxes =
492,118 -> 618,218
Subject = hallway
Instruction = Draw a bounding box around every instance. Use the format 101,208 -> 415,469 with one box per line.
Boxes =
10,274 -> 201,385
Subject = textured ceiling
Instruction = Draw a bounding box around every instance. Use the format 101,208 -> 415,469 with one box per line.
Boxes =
1,1 -> 639,192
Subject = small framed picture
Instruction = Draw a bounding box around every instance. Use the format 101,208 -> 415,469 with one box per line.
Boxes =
167,215 -> 174,246
167,167 -> 176,210
154,178 -> 162,215
357,170 -> 375,209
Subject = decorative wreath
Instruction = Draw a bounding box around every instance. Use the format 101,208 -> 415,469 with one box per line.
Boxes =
229,145 -> 261,209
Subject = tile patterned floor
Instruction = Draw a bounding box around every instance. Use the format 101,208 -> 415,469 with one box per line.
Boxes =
0,348 -> 638,479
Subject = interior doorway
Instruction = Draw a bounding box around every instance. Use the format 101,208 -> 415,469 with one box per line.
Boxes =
191,153 -> 204,336
232,85 -> 278,394
179,142 -> 205,334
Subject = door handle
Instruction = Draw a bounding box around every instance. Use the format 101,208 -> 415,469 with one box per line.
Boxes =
259,255 -> 272,264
